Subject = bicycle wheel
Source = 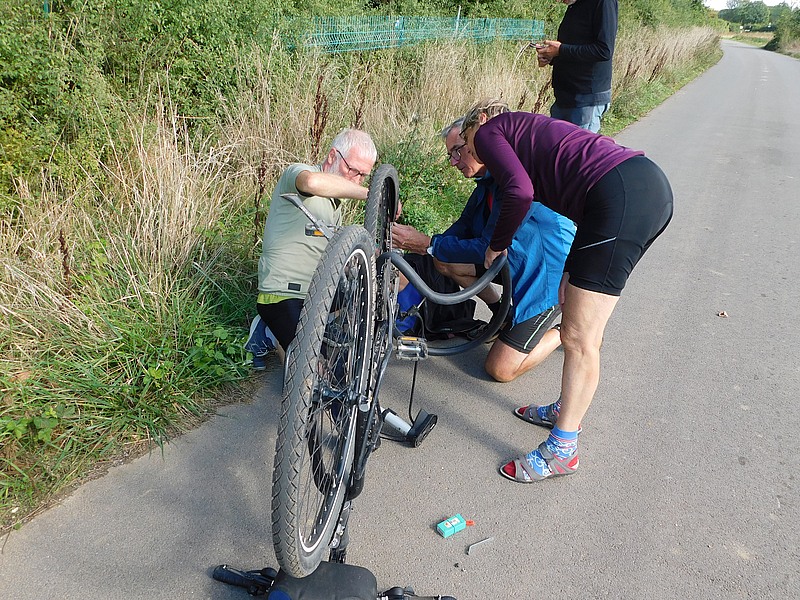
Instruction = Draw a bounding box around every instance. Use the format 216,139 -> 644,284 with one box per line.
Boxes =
364,163 -> 398,254
271,225 -> 375,579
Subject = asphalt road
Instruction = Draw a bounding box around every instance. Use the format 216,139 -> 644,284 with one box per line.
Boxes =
1,41 -> 798,599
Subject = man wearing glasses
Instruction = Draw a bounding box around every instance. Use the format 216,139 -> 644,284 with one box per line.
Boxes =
246,128 -> 377,365
391,112 -> 575,383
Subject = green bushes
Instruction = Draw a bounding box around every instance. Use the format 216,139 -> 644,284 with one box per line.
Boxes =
717,2 -> 800,55
0,2 -> 67,198
0,0 -> 719,207
0,104 -> 256,524
772,8 -> 800,54
0,0 -> 295,205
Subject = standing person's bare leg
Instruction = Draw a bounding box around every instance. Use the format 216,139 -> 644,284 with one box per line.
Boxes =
556,285 -> 618,431
500,283 -> 618,482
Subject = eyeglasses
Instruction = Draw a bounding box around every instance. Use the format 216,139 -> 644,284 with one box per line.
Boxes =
447,142 -> 467,162
334,148 -> 369,179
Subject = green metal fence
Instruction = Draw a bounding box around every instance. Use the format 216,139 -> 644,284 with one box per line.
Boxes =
289,16 -> 545,53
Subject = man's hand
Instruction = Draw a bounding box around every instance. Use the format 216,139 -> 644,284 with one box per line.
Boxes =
536,40 -> 561,67
391,223 -> 431,255
484,247 -> 507,269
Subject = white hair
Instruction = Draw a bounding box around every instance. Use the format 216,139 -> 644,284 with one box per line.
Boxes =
330,129 -> 378,162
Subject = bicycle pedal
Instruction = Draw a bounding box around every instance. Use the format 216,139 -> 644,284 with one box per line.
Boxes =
407,410 -> 437,447
304,223 -> 327,237
395,335 -> 428,361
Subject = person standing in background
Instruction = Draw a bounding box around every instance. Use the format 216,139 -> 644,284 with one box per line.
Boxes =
535,0 -> 618,133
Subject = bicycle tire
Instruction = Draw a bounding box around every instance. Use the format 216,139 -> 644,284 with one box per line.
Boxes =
365,164 -> 401,399
271,225 -> 375,579
364,163 -> 399,254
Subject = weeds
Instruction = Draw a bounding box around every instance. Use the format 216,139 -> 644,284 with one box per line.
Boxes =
604,27 -> 721,134
1,102 -> 253,530
310,74 -> 330,163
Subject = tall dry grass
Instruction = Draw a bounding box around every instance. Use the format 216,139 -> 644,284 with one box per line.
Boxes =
1,101 -> 247,361
217,38 -> 553,184
613,26 -> 720,105
0,99 -> 251,526
217,25 -> 719,195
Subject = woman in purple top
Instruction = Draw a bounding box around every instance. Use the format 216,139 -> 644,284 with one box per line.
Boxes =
461,99 -> 673,483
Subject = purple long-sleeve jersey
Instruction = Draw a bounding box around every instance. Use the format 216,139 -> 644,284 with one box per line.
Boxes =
473,112 -> 643,250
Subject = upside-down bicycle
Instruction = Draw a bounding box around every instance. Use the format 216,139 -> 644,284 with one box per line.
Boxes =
214,165 -> 510,599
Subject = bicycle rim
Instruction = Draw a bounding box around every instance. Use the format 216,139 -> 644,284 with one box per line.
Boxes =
272,226 -> 375,578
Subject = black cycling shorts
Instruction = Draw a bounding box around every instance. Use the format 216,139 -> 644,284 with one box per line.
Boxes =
499,304 -> 561,354
257,298 -> 304,351
565,156 -> 674,296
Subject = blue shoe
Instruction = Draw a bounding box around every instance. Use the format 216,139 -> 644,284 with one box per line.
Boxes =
244,315 -> 276,369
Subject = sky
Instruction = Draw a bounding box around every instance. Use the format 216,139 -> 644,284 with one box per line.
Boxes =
704,0 -> 788,10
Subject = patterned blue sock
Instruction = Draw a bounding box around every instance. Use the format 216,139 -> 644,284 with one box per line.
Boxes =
524,426 -> 579,479
536,397 -> 561,424
545,426 -> 579,458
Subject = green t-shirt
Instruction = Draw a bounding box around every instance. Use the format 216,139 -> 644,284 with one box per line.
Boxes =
257,163 -> 343,300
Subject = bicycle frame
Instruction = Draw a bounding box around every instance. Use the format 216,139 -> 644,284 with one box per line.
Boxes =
273,177 -> 510,576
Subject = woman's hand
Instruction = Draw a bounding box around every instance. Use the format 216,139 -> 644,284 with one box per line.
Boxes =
484,247 -> 507,269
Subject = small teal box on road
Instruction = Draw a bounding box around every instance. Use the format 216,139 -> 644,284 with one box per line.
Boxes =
437,514 -> 467,538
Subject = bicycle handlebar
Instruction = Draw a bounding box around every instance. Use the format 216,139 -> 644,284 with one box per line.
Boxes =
379,588 -> 456,600
281,193 -> 336,239
381,596 -> 456,600
212,564 -> 276,594
213,564 -> 458,599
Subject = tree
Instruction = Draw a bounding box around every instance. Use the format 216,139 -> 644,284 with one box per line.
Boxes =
718,0 -> 771,27
769,3 -> 794,26
740,1 -> 770,28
